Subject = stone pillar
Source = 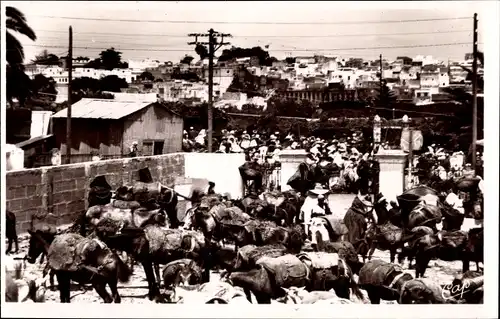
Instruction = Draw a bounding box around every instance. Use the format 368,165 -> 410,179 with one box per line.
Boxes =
374,149 -> 408,203
279,149 -> 308,192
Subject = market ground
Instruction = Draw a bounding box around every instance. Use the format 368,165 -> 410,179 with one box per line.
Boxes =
11,194 -> 477,304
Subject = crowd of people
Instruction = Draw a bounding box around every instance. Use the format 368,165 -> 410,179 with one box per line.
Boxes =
182,125 -> 484,201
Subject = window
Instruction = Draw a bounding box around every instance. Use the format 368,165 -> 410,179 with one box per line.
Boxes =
142,140 -> 164,156
142,142 -> 153,156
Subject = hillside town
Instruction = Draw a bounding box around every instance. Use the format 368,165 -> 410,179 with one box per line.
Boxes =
22,52 -> 483,107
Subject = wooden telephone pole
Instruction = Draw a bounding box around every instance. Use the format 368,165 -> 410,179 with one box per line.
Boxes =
66,26 -> 73,164
188,29 -> 231,152
379,54 -> 383,92
472,13 -> 478,174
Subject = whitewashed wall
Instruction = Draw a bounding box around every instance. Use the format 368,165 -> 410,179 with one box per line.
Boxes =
184,152 -> 246,200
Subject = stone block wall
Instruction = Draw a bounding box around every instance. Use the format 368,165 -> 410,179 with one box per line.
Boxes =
5,153 -> 185,234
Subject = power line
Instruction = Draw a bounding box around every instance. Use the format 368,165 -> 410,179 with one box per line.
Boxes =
33,15 -> 472,25
366,105 -> 455,117
39,37 -> 190,47
22,42 -> 474,52
37,29 -> 472,38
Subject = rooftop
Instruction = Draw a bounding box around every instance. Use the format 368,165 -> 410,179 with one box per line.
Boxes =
52,98 -> 155,120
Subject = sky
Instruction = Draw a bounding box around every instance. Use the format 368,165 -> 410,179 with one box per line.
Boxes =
4,1 -> 489,64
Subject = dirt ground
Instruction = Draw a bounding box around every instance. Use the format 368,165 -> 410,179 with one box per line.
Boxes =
9,194 -> 476,304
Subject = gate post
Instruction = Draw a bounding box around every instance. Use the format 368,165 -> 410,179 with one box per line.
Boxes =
374,149 -> 408,203
279,149 -> 308,192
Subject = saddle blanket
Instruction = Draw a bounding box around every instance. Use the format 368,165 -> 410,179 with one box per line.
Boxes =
47,233 -> 103,272
256,254 -> 309,287
296,252 -> 339,270
359,260 -> 405,287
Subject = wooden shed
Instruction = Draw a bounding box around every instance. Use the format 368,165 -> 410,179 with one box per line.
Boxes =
52,98 -> 183,163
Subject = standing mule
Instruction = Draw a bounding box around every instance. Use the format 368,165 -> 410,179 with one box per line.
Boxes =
6,210 -> 19,254
26,230 -> 131,303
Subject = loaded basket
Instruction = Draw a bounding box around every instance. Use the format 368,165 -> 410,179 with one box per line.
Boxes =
397,185 -> 439,214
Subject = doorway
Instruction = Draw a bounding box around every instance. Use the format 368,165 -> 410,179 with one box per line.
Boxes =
153,141 -> 164,155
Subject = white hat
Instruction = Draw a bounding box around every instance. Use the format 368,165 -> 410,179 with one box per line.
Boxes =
309,183 -> 329,196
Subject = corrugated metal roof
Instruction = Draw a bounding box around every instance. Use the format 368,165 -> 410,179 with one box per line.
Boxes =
16,134 -> 53,149
52,98 -> 154,119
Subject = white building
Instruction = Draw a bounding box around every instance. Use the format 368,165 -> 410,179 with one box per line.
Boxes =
318,60 -> 339,75
294,63 -> 318,77
413,55 -> 439,66
25,66 -> 134,83
438,67 -> 450,87
295,56 -> 316,65
154,80 -> 210,103
414,89 -> 433,105
127,59 -> 161,71
25,65 -> 136,103
327,68 -> 359,89
203,65 -> 234,95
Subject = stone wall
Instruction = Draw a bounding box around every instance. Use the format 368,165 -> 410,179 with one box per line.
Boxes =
5,153 -> 185,233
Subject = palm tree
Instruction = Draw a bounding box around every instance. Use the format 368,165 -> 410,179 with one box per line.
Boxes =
5,6 -> 37,107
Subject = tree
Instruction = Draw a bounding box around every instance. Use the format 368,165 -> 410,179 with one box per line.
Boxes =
72,77 -> 101,93
70,76 -> 117,104
218,46 -> 277,66
441,51 -> 485,155
84,58 -> 102,69
6,67 -> 33,107
99,75 -> 129,92
285,57 -> 296,65
138,71 -> 155,81
171,71 -> 201,82
346,58 -> 364,69
374,81 -> 397,108
32,74 -> 57,102
32,50 -> 60,65
6,6 -> 37,107
227,67 -> 262,97
180,55 -> 195,65
84,48 -> 128,70
99,47 -> 127,70
195,44 -> 209,60
6,7 -> 36,68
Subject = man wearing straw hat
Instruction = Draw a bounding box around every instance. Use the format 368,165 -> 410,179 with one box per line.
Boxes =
299,183 -> 330,237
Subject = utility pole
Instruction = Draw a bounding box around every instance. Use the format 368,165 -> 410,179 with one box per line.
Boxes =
471,13 -> 478,175
188,29 -> 232,152
66,26 -> 73,164
379,54 -> 383,91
